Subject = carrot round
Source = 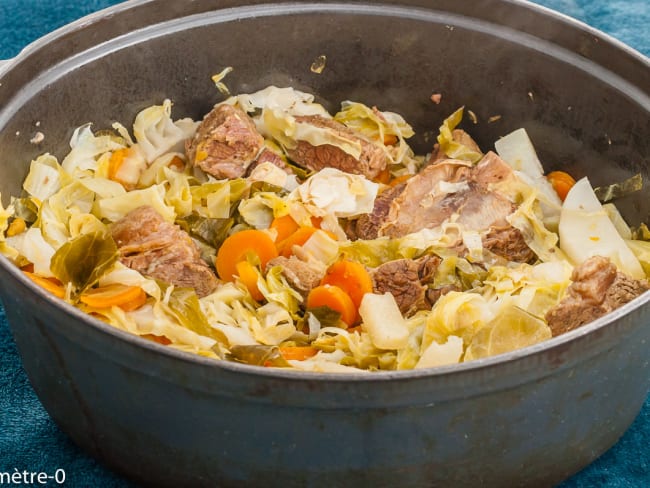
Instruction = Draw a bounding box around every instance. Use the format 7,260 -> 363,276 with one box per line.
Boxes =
216,229 -> 278,281
306,284 -> 357,327
547,170 -> 576,201
278,346 -> 319,361
80,284 -> 147,311
23,271 -> 65,299
270,215 -> 299,243
236,261 -> 264,301
276,227 -> 318,258
321,260 -> 373,310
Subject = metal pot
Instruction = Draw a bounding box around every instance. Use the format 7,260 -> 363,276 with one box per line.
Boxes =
0,1 -> 648,486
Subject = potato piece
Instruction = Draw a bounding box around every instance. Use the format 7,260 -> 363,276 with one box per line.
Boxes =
359,293 -> 409,350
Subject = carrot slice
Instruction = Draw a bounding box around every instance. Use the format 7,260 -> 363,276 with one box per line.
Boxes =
383,134 -> 398,146
80,284 -> 147,311
373,168 -> 392,184
108,148 -> 129,182
306,285 -> 356,327
270,215 -> 300,243
547,171 -> 576,202
321,260 -> 373,311
276,227 -> 319,258
23,271 -> 65,299
216,229 -> 278,281
388,174 -> 411,187
142,334 -> 172,345
278,346 -> 319,361
236,261 -> 264,301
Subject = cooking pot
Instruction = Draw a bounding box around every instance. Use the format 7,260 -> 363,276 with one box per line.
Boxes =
0,1 -> 648,486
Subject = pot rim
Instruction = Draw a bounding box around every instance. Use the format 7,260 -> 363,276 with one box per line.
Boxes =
1,0 -> 649,383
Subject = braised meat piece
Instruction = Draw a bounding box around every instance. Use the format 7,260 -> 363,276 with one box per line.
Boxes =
353,183 -> 407,240
111,206 -> 219,297
482,226 -> 536,263
371,255 -> 441,315
285,115 -> 388,179
545,256 -> 649,336
267,254 -> 326,300
186,104 -> 264,179
245,147 -> 292,177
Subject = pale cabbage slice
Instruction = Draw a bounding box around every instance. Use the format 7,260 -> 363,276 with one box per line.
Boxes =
559,177 -> 644,279
62,124 -> 126,176
415,335 -> 463,369
293,167 -> 378,218
5,227 -> 56,277
133,99 -> 199,163
96,184 -> 175,223
23,154 -> 64,201
495,128 -> 562,225
464,305 -> 551,361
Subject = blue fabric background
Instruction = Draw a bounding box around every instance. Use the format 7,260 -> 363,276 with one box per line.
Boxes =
0,1 -> 648,486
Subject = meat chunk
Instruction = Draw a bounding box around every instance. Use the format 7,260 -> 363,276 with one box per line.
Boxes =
371,255 -> 440,315
111,206 -> 219,297
245,148 -> 293,177
482,226 -> 535,263
351,152 -> 533,263
186,104 -> 264,179
545,256 -> 649,336
267,254 -> 326,300
285,115 -> 388,179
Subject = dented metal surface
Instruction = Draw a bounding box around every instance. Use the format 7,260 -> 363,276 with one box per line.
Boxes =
0,1 -> 648,486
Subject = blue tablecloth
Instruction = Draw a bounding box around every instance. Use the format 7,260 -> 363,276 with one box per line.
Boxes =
0,1 -> 648,486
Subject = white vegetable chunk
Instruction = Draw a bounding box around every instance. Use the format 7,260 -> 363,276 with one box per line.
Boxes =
559,177 -> 644,279
415,335 -> 463,369
359,293 -> 409,350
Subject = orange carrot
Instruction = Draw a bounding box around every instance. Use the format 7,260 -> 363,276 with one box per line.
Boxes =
373,168 -> 392,184
321,260 -> 373,311
310,216 -> 323,229
108,148 -> 129,182
236,261 -> 264,301
23,271 -> 65,299
142,334 -> 172,345
276,226 -> 319,257
270,214 -> 300,243
388,174 -> 411,187
547,171 -> 576,201
383,134 -> 398,146
215,229 -> 278,281
278,346 -> 319,361
306,285 -> 356,327
79,284 -> 147,311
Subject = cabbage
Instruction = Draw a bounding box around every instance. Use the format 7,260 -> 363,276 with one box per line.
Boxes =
359,293 -> 410,350
263,108 -> 362,159
0,194 -> 12,241
238,191 -> 289,229
293,168 -> 378,218
62,124 -> 126,176
300,229 -> 339,266
132,99 -> 198,163
99,262 -> 161,300
248,161 -> 299,191
624,240 -> 650,278
258,266 -> 303,314
77,176 -> 126,200
463,305 -> 551,361
22,154 -> 65,201
38,201 -> 70,249
334,101 -> 414,142
494,128 -> 562,224
559,177 -> 644,279
97,184 -> 175,223
311,328 -> 393,370
162,286 -> 227,344
482,261 -> 572,319
99,303 -> 218,351
422,291 -> 496,349
233,86 -> 329,121
436,108 -> 483,163
163,167 -> 193,217
415,335 -> 463,369
5,227 -> 56,276
176,213 -> 233,249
